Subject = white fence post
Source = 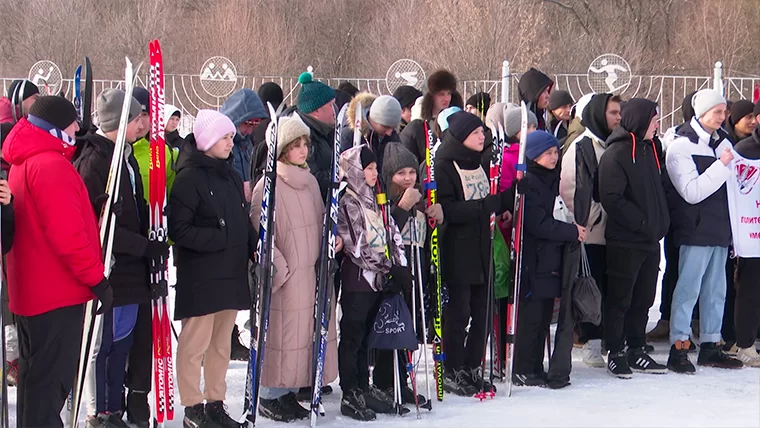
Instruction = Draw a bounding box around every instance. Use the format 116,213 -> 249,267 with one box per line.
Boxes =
501,60 -> 510,103
713,61 -> 723,96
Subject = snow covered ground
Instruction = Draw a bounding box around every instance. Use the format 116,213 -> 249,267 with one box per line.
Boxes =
6,256 -> 760,427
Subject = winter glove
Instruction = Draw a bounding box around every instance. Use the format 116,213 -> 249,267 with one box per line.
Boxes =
425,203 -> 444,224
388,265 -> 413,294
398,187 -> 422,211
143,240 -> 170,260
94,194 -> 122,218
91,278 -> 114,315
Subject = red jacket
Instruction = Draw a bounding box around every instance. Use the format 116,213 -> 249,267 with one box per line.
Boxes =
3,119 -> 104,316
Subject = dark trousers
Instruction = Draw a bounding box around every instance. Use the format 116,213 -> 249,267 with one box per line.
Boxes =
659,232 -> 679,320
17,304 -> 84,428
722,256 -> 737,344
513,297 -> 553,375
95,306 -> 137,414
124,302 -> 153,421
339,291 -> 381,391
604,246 -> 659,354
735,258 -> 760,348
442,283 -> 488,371
578,244 -> 606,343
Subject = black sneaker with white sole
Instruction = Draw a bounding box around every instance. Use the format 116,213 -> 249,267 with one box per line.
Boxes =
607,351 -> 633,379
627,347 -> 668,374
341,388 -> 376,421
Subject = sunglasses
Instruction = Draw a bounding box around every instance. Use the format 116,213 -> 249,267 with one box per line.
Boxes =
243,119 -> 262,127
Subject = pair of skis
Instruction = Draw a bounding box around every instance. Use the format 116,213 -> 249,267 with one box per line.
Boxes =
70,56 -> 142,428
148,38 -> 175,425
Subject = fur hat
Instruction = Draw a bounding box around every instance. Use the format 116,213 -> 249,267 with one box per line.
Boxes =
425,69 -> 457,94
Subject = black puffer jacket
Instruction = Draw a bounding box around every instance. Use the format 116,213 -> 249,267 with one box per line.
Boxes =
435,133 -> 513,286
518,68 -> 554,131
598,99 -> 670,250
74,132 -> 151,306
168,135 -> 257,319
301,111 -> 335,202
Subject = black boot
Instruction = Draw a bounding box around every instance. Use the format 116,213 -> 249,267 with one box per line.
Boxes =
183,404 -> 219,428
384,385 -> 427,407
278,392 -> 310,420
697,342 -> 743,369
363,385 -> 401,414
667,340 -> 696,374
205,401 -> 244,428
126,390 -> 151,427
511,373 -> 547,387
443,368 -> 478,396
258,397 -> 298,423
341,388 -> 376,421
230,325 -> 249,362
468,366 -> 497,393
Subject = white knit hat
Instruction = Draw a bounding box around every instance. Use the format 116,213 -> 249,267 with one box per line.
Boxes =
692,89 -> 726,119
277,114 -> 310,158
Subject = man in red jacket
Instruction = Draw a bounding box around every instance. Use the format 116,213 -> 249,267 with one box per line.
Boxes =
2,96 -> 113,428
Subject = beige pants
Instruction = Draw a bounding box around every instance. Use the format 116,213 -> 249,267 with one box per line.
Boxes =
177,309 -> 238,406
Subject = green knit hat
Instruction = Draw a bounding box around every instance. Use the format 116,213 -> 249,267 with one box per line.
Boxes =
297,72 -> 335,114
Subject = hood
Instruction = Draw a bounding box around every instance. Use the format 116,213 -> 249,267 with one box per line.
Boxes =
175,133 -> 233,174
347,92 -> 377,133
3,118 -> 77,165
485,102 -> 507,132
435,131 -> 483,168
518,68 -> 553,104
681,91 -> 697,123
581,93 -> 614,142
339,145 -> 376,210
220,88 -> 267,127
620,98 -> 658,141
164,104 -> 181,127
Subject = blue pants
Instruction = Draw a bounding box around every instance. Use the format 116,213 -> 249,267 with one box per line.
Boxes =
670,246 -> 728,344
95,304 -> 139,414
260,387 -> 298,400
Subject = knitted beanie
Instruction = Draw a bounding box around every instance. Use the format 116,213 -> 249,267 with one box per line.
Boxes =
132,87 -> 150,113
730,99 -> 755,125
692,89 -> 726,119
297,72 -> 336,114
28,96 -> 78,131
447,111 -> 483,143
276,114 -> 310,158
437,106 -> 462,132
505,105 -> 538,138
369,95 -> 402,128
392,85 -> 422,109
258,82 -> 284,110
525,130 -> 560,161
96,88 -> 142,133
381,142 -> 418,189
193,109 -> 236,152
548,90 -> 574,111
360,146 -> 377,169
6,79 -> 39,101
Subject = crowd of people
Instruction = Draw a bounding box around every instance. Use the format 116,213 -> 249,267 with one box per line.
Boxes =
0,63 -> 758,428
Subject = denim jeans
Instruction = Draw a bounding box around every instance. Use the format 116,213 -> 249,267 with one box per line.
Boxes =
670,245 -> 728,344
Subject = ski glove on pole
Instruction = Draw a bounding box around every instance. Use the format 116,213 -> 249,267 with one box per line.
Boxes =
91,278 -> 114,315
94,193 -> 123,217
143,241 -> 170,260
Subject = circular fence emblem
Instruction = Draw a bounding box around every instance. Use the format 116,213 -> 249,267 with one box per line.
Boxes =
587,54 -> 632,94
28,60 -> 63,96
386,59 -> 425,93
199,56 -> 238,97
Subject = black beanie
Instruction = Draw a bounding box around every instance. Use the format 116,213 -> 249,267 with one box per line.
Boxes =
337,81 -> 359,98
393,85 -> 422,109
730,100 -> 755,125
466,92 -> 492,115
447,111 -> 483,143
548,90 -> 574,111
28,96 -> 78,130
753,101 -> 760,118
6,80 -> 39,101
360,146 -> 377,169
257,82 -> 284,109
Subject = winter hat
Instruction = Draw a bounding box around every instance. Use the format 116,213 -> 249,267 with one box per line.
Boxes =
505,105 -> 538,138
164,104 -> 181,126
96,88 -> 142,133
360,145 -> 377,169
369,95 -> 402,129
425,70 -> 457,94
485,102 -> 507,131
382,142 -> 418,188
466,92 -> 492,114
447,111 -> 483,143
276,114 -> 310,158
337,81 -> 360,98
297,72 -> 336,114
6,79 -> 39,101
548,90 -> 574,111
525,130 -> 560,161
257,82 -> 284,110
392,85 -> 422,109
730,99 -> 754,125
437,106 -> 462,132
754,101 -> 760,118
193,109 -> 236,152
692,89 -> 726,119
27,96 -> 78,131
132,87 -> 150,113
573,93 -> 595,120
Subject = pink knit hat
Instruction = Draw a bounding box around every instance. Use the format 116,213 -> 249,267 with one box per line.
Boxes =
193,109 -> 236,152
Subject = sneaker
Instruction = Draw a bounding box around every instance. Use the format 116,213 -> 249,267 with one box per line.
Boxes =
723,342 -> 739,356
737,347 -> 760,367
607,351 -> 633,379
627,347 -> 667,374
278,392 -> 310,420
184,403 -> 220,428
230,325 -> 249,362
667,340 -> 696,374
5,359 -> 17,387
511,373 -> 546,387
126,390 -> 150,426
258,397 -> 298,423
340,388 -> 376,421
205,401 -> 244,428
443,368 -> 478,397
383,385 -> 427,407
546,378 -> 571,389
697,342 -> 743,369
646,319 -> 669,342
295,385 -> 333,401
363,385 -> 401,414
582,340 -> 605,368
468,366 -> 497,393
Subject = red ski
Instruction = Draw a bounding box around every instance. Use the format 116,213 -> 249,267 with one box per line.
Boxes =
148,38 -> 174,424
